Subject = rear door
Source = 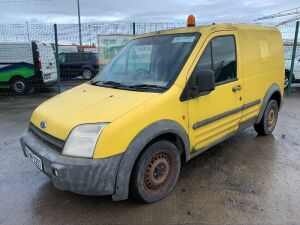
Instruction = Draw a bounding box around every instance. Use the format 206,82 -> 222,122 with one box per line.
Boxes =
36,42 -> 57,83
187,31 -> 243,153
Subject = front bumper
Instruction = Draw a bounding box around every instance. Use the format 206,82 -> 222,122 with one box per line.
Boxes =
20,130 -> 122,196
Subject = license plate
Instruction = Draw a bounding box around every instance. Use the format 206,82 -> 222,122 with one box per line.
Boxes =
25,147 -> 43,171
43,74 -> 52,80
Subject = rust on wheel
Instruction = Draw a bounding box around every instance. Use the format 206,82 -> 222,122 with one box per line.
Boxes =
267,108 -> 275,129
144,152 -> 172,190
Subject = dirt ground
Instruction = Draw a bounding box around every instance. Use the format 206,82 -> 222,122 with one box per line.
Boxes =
0,87 -> 300,225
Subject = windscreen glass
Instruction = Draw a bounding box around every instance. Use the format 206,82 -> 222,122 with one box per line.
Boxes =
92,33 -> 200,92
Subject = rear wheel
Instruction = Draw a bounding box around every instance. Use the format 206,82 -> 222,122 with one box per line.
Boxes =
130,141 -> 181,203
254,99 -> 279,135
82,69 -> 93,80
10,77 -> 28,94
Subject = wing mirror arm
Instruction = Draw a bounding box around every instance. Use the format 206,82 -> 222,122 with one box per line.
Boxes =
192,69 -> 215,96
180,70 -> 215,101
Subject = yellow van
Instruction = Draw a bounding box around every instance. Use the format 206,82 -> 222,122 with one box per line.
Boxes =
21,22 -> 284,203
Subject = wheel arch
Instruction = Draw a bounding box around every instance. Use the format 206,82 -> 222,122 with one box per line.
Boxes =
112,120 -> 190,201
82,65 -> 94,71
9,74 -> 26,83
256,83 -> 282,124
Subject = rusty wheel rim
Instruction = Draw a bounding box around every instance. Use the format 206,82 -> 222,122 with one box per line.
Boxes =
267,108 -> 275,128
144,152 -> 172,190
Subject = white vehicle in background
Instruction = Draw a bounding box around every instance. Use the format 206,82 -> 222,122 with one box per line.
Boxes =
284,48 -> 300,88
0,41 -> 57,94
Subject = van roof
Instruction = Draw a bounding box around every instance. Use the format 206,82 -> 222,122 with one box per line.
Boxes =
136,23 -> 279,39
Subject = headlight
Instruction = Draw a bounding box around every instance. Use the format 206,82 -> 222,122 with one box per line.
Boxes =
62,123 -> 107,158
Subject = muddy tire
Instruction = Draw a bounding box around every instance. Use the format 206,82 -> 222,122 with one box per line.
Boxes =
254,99 -> 279,135
10,77 -> 28,94
130,141 -> 181,203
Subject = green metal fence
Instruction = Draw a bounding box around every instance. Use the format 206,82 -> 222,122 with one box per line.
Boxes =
0,22 -> 299,96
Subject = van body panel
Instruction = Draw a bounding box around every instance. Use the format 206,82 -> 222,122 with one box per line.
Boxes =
30,83 -> 159,141
0,42 -> 57,87
238,28 -> 284,124
93,85 -> 188,158
0,63 -> 34,81
0,42 -> 35,83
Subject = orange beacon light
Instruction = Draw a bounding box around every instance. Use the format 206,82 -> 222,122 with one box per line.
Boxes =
187,15 -> 196,27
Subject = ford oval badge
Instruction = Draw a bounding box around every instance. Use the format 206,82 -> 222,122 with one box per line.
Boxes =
40,121 -> 47,129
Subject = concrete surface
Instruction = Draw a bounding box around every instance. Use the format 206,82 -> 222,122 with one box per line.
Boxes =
0,88 -> 300,225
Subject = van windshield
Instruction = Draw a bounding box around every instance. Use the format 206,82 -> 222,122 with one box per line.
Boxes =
91,33 -> 200,92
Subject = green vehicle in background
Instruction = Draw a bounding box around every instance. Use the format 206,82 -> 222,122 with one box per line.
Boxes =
0,41 -> 57,94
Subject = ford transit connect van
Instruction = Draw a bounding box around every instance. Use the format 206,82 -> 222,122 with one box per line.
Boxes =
21,23 -> 284,203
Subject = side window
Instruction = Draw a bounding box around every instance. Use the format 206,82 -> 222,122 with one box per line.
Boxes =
83,53 -> 91,61
193,35 -> 237,84
59,54 -> 66,63
66,54 -> 80,62
212,36 -> 236,83
77,54 -> 85,61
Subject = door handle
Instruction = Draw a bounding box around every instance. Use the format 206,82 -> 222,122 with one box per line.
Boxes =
232,85 -> 242,92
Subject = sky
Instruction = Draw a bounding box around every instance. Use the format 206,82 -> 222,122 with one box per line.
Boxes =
0,0 -> 299,24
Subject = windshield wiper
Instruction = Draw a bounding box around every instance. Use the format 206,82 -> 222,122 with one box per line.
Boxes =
91,80 -> 127,88
91,81 -> 167,92
129,84 -> 167,90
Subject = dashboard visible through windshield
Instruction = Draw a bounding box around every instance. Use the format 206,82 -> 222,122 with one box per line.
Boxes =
91,33 -> 200,92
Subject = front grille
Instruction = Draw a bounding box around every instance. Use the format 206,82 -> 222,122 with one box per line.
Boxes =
29,123 -> 65,152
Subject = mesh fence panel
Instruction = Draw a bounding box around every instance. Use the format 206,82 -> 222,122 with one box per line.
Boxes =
0,22 -> 299,97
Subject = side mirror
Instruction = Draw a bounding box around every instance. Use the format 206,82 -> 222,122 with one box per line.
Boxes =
194,69 -> 215,93
180,69 -> 215,101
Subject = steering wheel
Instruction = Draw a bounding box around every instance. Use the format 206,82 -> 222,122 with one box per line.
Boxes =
134,68 -> 151,78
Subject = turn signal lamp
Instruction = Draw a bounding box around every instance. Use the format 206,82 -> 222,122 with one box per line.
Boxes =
187,15 -> 196,27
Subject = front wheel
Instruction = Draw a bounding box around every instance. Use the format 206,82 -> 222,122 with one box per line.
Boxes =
130,141 -> 181,203
254,99 -> 279,135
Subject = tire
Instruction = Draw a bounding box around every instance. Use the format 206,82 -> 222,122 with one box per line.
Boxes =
254,99 -> 279,135
82,69 -> 93,80
10,77 -> 28,94
130,141 -> 181,203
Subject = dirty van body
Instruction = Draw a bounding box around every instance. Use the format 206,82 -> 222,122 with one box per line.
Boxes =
20,24 -> 284,203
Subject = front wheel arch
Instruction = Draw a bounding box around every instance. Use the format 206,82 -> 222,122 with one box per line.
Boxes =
112,120 -> 190,201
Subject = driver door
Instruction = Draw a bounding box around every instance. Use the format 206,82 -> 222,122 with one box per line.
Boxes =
187,31 -> 243,153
